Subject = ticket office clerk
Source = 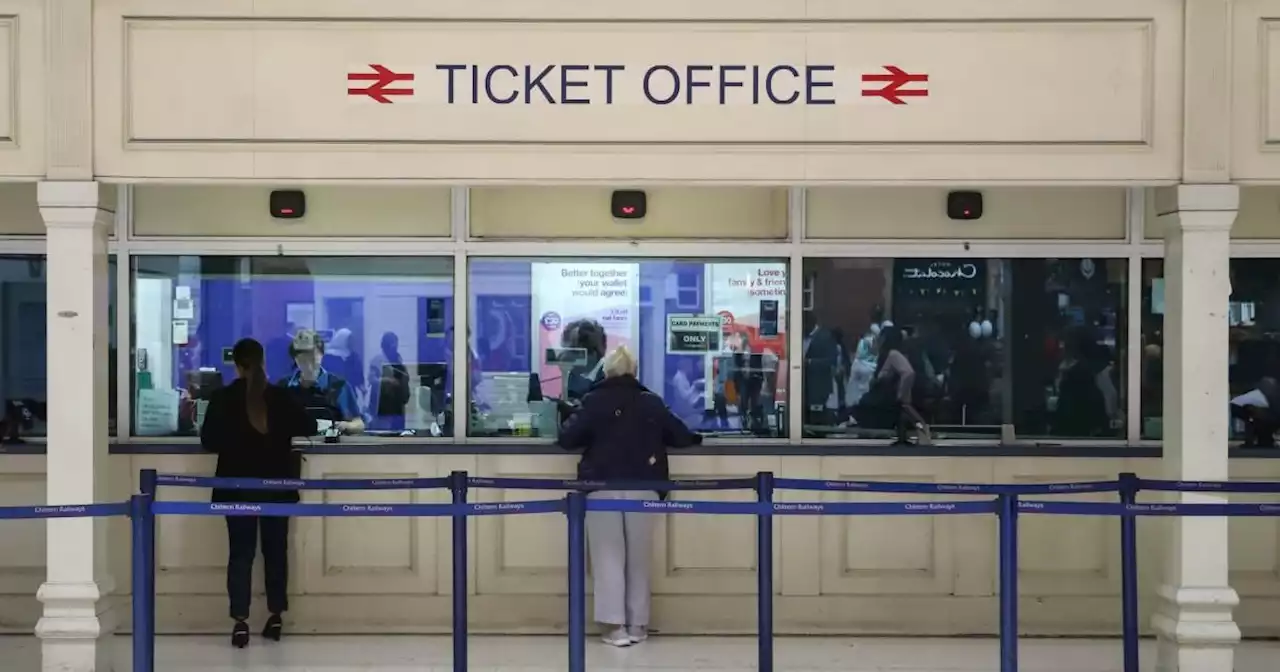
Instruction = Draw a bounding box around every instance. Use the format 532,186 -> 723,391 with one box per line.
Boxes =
279,329 -> 365,437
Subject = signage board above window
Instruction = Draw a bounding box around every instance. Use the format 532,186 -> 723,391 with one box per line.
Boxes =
123,19 -> 1155,147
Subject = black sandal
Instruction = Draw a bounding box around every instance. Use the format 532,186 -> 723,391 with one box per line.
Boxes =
262,613 -> 283,642
231,620 -> 249,648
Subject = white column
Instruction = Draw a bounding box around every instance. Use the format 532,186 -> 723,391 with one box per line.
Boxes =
36,181 -> 115,672
1153,184 -> 1239,672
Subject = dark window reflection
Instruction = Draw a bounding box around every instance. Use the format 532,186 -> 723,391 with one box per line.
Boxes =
803,258 -> 1127,443
1141,258 -> 1280,444
0,255 -> 117,439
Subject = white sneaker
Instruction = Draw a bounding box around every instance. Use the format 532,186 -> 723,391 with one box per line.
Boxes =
600,626 -> 631,647
626,626 -> 648,643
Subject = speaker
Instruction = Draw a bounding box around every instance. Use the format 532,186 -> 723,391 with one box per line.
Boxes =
270,190 -> 306,219
947,191 -> 983,220
611,190 -> 647,219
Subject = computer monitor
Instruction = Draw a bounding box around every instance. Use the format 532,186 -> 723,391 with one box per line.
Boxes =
186,368 -> 224,401
411,362 -> 449,420
416,362 -> 448,390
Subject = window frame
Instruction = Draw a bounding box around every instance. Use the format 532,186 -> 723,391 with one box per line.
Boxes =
19,183 -> 1242,452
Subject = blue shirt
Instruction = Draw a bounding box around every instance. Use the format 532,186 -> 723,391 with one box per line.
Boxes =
281,369 -> 362,422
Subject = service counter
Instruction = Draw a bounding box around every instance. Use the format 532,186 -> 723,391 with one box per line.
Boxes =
5,447 -> 1280,636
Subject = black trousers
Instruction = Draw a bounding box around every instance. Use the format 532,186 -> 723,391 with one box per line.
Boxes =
225,516 -> 290,619
1233,404 -> 1279,447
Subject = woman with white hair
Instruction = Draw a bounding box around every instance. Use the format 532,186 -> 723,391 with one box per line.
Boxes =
557,345 -> 702,646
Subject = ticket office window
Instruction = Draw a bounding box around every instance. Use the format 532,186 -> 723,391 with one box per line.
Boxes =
467,258 -> 790,439
0,255 -> 118,438
1139,258 -> 1280,443
131,256 -> 455,438
803,258 -> 1128,443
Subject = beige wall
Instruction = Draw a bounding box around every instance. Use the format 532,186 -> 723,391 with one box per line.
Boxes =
5,453 -> 1280,636
0,183 -> 42,235
1232,1 -> 1280,181
807,188 -> 1127,239
132,186 -> 451,237
1145,187 -> 1280,239
0,0 -> 46,179
469,187 -> 786,239
89,0 -> 1182,182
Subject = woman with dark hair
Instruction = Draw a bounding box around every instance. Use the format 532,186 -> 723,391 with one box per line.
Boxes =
200,338 -> 317,648
874,326 -> 932,445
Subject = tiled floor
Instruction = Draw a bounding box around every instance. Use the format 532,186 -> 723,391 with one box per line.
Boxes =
3,634 -> 1278,671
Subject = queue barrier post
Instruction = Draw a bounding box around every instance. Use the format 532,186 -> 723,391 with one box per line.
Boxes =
129,494 -> 153,672
566,491 -> 587,672
449,470 -> 469,672
1118,472 -> 1140,672
997,493 -> 1019,672
755,471 -> 774,672
139,469 -> 158,672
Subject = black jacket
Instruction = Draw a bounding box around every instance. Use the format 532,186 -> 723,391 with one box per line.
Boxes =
200,379 -> 318,503
557,375 -> 700,482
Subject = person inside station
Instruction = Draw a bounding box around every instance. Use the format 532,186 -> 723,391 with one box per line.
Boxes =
560,318 -> 609,402
199,338 -> 317,647
1231,376 -> 1280,448
872,325 -> 932,445
278,329 -> 365,437
367,331 -> 411,431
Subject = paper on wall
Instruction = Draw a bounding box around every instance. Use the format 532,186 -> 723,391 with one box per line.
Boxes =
135,388 -> 180,436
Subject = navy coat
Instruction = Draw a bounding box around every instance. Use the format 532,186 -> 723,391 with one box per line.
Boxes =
557,375 -> 701,482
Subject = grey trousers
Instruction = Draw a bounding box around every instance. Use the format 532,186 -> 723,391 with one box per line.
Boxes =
586,490 -> 658,627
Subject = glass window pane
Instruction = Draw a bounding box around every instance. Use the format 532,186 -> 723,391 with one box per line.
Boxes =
0,254 -> 117,438
467,259 -> 790,439
803,258 -> 1127,443
130,256 -> 454,438
1142,258 -> 1280,443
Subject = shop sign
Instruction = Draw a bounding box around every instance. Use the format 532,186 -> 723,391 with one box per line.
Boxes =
894,260 -> 986,299
666,315 -> 723,354
899,261 -> 981,281
347,63 -> 928,106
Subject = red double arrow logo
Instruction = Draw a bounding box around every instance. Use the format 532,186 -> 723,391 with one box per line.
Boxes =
861,65 -> 929,105
347,64 -> 414,103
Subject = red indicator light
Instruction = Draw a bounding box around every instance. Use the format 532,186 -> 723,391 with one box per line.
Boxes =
621,206 -> 635,215
280,209 -> 294,215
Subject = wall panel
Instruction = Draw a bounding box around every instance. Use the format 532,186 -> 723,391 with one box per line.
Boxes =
93,0 -> 1181,182
469,187 -> 787,239
132,186 -> 451,237
0,0 -> 45,178
297,457 -> 446,596
808,188 -> 1127,239
1232,6 -> 1280,181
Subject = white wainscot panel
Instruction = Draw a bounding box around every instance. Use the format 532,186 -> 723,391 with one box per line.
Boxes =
133,455 -> 234,596
474,454 -> 579,595
1228,460 -> 1280,600
0,459 -> 45,596
654,456 -> 780,596
817,458 -> 957,596
297,456 -> 444,595
994,460 -> 1121,598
